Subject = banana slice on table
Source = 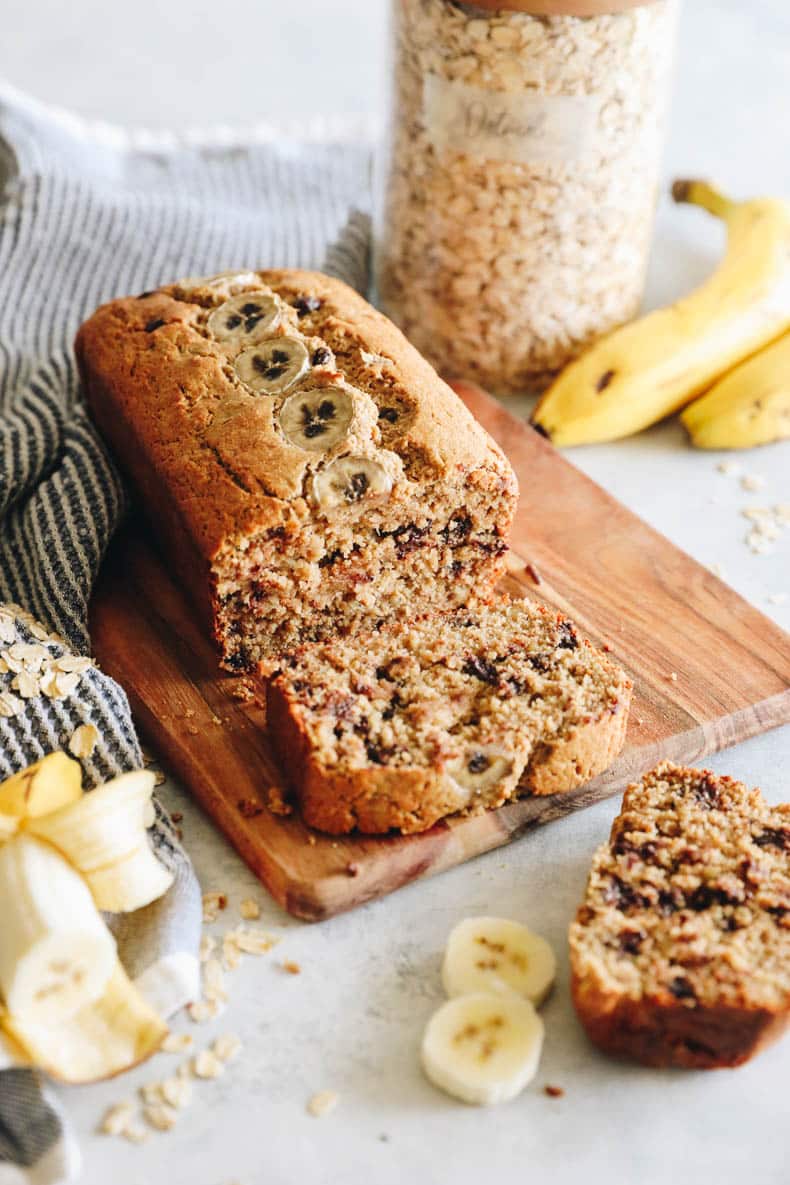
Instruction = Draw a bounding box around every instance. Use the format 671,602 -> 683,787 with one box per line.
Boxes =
26,769 -> 174,913
207,292 -> 281,346
311,455 -> 394,510
234,336 -> 310,395
0,835 -> 116,1023
442,917 -> 556,1007
0,752 -> 83,819
421,992 -> 544,1106
278,386 -> 354,451
2,959 -> 167,1084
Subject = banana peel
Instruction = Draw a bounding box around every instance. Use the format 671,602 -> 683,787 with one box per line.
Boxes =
532,181 -> 790,446
0,755 -> 174,1083
681,331 -> 790,448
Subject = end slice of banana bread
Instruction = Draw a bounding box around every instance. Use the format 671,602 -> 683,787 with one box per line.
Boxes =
569,762 -> 790,1069
266,598 -> 632,835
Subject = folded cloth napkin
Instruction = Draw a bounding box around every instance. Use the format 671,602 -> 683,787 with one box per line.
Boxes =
0,82 -> 373,1184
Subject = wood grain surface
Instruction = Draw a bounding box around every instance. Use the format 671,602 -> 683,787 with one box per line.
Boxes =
89,381 -> 790,921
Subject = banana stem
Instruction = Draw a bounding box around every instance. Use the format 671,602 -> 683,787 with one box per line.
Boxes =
672,179 -> 736,222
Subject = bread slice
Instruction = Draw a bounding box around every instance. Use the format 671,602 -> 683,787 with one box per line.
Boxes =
569,762 -> 790,1069
267,598 -> 632,835
75,270 -> 517,673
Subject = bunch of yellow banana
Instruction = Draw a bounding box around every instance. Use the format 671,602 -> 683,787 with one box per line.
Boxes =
0,753 -> 172,1083
532,181 -> 790,449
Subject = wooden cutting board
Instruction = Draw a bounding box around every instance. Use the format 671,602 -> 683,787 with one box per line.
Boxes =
89,381 -> 790,921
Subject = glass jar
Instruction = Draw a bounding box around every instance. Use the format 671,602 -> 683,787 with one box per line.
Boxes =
374,0 -> 679,394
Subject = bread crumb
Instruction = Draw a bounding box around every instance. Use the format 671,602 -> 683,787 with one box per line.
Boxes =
544,1084 -> 565,1098
307,1090 -> 339,1118
282,960 -> 301,975
237,797 -> 264,819
667,672 -> 678,682
143,1103 -> 178,1132
524,562 -> 542,586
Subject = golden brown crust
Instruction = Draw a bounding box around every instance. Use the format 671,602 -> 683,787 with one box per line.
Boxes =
569,762 -> 790,1070
75,270 -> 514,564
571,971 -> 790,1069
520,690 -> 631,797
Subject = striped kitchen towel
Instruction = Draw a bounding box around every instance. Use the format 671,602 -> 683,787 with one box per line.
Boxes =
0,81 -> 373,1184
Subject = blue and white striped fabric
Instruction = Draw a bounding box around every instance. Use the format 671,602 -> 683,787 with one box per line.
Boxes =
0,82 -> 373,1184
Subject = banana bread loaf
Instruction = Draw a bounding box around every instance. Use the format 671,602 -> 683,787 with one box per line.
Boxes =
569,762 -> 790,1069
75,270 -> 518,672
267,598 -> 632,835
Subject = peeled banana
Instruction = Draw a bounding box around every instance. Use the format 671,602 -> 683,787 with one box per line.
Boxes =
2,960 -> 167,1084
0,835 -> 117,1024
532,181 -> 790,445
26,769 -> 174,912
681,331 -> 790,448
0,755 -> 174,1082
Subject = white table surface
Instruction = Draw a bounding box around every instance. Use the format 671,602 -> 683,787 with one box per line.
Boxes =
3,2 -> 789,1183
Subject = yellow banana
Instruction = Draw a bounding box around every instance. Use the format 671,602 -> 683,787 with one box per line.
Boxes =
681,332 -> 790,448
532,181 -> 790,446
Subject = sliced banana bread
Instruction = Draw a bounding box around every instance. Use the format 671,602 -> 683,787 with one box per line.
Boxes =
267,599 -> 632,835
570,762 -> 790,1069
75,270 -> 517,672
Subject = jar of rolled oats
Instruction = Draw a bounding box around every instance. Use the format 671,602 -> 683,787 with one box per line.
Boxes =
374,0 -> 679,394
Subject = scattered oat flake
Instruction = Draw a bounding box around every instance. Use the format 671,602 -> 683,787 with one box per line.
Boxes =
202,892 -> 228,922
212,1033 -> 242,1063
188,999 -> 222,1024
193,1049 -> 225,1080
239,898 -> 260,920
68,723 -> 99,759
54,670 -> 81,697
307,1091 -> 339,1118
282,960 -> 301,975
122,1124 -> 149,1145
143,1103 -> 178,1132
199,934 -> 217,963
709,562 -> 726,579
140,1082 -> 164,1105
55,654 -> 93,674
99,1101 -> 136,1136
203,958 -> 228,1002
0,690 -> 24,718
161,1075 -> 192,1109
716,461 -> 741,476
774,503 -> 790,524
12,670 -> 39,699
742,506 -> 773,520
232,926 -> 279,955
0,618 -> 17,644
162,1032 -> 194,1054
741,474 -> 766,492
768,593 -> 788,605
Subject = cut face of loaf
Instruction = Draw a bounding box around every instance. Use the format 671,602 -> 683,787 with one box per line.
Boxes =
75,270 -> 518,671
266,599 -> 632,835
569,762 -> 790,1069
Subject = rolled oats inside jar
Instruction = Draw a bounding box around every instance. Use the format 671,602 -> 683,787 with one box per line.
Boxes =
374,0 -> 680,395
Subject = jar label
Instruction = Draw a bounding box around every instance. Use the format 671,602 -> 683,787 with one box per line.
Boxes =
422,75 -> 599,165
